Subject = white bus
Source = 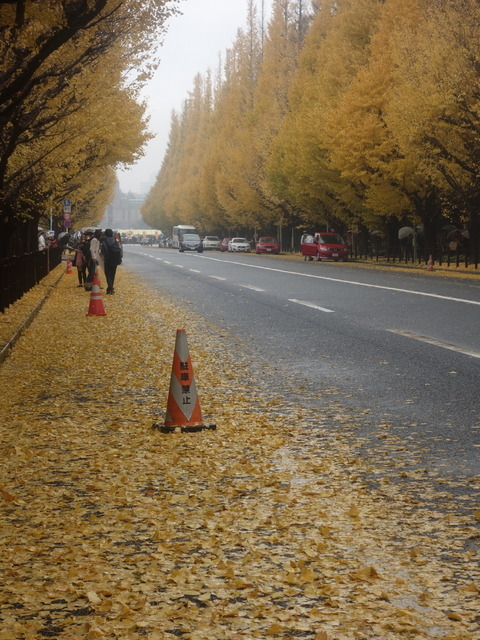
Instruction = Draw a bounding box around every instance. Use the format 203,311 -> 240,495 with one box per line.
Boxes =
172,225 -> 197,248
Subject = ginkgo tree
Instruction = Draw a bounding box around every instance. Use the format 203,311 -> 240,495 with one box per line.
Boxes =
143,2 -> 265,235
385,0 -> 480,254
324,0 -> 438,256
324,0 -> 480,256
142,74 -> 218,234
267,0 -> 383,234
234,0 -> 313,237
211,4 -> 264,231
0,0 -> 179,258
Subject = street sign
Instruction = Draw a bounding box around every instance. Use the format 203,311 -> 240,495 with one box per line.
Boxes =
63,199 -> 71,207
63,205 -> 71,213
63,212 -> 71,221
64,220 -> 71,228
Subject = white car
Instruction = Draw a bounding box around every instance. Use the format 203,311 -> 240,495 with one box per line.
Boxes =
228,237 -> 251,252
202,235 -> 221,250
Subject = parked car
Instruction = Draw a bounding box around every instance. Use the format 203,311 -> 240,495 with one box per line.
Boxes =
179,233 -> 203,253
255,236 -> 280,254
228,237 -> 251,252
202,235 -> 221,250
220,237 -> 233,252
300,232 -> 348,261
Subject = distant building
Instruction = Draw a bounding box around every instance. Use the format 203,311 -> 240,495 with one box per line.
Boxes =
103,183 -> 152,230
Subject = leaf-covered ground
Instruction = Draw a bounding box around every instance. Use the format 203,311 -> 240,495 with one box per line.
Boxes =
0,266 -> 478,640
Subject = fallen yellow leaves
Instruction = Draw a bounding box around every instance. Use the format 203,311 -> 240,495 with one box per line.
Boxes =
0,487 -> 16,502
0,267 -> 478,639
349,566 -> 381,582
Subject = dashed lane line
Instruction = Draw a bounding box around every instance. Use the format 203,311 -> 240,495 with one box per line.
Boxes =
289,299 -> 335,313
239,284 -> 265,292
389,330 -> 480,359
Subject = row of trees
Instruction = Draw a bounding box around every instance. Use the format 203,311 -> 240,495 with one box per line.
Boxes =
142,0 -> 480,258
0,0 -> 178,258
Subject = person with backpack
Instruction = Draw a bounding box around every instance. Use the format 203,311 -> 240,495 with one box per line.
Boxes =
100,228 -> 122,294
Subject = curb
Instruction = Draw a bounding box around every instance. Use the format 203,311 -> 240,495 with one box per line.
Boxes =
0,269 -> 65,365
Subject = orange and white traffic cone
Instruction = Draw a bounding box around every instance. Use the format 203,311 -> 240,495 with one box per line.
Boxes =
427,254 -> 434,271
155,329 -> 216,433
86,273 -> 106,316
66,258 -> 73,274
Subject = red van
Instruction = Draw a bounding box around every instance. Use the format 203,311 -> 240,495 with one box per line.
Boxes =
301,232 -> 348,262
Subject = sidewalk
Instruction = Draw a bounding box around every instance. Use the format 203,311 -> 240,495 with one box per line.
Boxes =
0,267 -> 478,640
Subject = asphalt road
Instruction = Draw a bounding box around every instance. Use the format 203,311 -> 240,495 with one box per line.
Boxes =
124,246 -> 480,477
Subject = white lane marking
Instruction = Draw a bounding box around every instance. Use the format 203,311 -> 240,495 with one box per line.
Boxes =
209,276 -> 226,281
176,265 -> 184,268
239,284 -> 265,292
289,299 -> 335,313
163,261 -> 171,264
389,330 -> 480,359
189,269 -> 201,273
196,255 -> 480,307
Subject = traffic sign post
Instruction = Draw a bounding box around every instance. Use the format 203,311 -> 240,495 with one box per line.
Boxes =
63,199 -> 72,230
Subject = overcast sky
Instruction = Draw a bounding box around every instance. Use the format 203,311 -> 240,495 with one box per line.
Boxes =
116,0 -> 274,195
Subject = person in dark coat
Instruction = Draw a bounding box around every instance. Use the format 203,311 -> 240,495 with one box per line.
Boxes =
82,231 -> 95,291
74,234 -> 87,287
100,228 -> 122,294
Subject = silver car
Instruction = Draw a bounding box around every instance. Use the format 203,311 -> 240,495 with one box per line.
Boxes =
202,235 -> 221,250
228,237 -> 251,252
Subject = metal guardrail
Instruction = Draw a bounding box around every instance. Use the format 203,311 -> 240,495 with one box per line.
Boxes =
0,247 -> 63,313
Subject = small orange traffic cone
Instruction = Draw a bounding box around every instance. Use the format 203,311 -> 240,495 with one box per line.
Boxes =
427,254 -> 434,271
86,273 -> 106,316
155,329 -> 216,433
66,258 -> 73,274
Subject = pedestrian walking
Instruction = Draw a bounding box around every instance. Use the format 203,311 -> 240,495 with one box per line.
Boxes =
38,231 -> 46,251
90,229 -> 104,277
83,231 -> 95,291
74,234 -> 87,287
100,228 -> 122,294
